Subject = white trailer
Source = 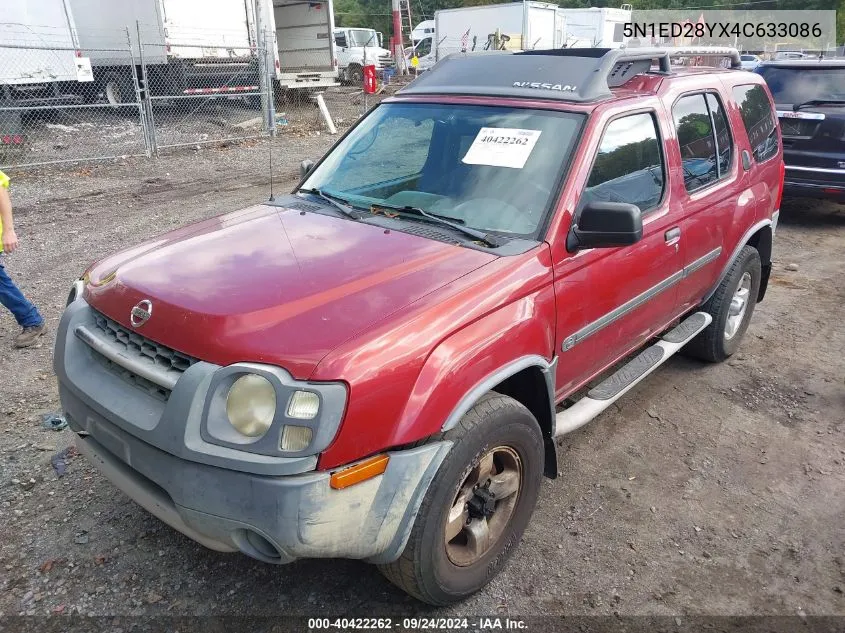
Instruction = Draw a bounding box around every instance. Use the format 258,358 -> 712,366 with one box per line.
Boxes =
253,0 -> 339,91
0,0 -> 86,139
557,6 -> 631,49
431,1 -> 563,63
67,0 -> 260,103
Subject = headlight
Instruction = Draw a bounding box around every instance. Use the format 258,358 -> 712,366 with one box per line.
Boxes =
203,363 -> 347,458
226,374 -> 276,437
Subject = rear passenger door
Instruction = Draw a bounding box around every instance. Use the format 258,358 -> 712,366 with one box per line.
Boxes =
670,91 -> 745,308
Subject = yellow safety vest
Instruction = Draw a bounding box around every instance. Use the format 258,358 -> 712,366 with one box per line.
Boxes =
0,169 -> 9,252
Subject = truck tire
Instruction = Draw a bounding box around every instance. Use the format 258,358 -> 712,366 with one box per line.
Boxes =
102,72 -> 135,107
379,392 -> 544,605
686,245 -> 761,362
347,64 -> 364,86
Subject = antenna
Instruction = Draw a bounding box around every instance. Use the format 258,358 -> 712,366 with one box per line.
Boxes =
269,144 -> 274,201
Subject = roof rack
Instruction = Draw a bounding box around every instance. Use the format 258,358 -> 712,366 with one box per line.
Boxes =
399,46 -> 742,103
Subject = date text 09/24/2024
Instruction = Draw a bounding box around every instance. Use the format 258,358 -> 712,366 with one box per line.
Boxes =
307,618 -> 527,630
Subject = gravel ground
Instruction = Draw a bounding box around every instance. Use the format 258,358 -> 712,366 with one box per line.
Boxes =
0,140 -> 843,619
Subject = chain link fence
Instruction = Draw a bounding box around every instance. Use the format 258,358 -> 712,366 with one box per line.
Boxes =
138,25 -> 273,153
0,26 -> 148,169
1,22 -> 416,170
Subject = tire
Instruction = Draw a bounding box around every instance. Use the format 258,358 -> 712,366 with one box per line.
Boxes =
686,245 -> 761,362
379,392 -> 544,605
347,64 -> 364,86
102,72 -> 134,107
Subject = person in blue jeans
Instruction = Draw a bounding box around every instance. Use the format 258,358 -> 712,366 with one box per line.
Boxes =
0,170 -> 45,348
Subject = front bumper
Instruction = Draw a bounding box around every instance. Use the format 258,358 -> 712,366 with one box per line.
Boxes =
64,385 -> 450,564
55,299 -> 451,564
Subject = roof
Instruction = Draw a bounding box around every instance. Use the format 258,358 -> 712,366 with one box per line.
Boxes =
399,47 -> 741,104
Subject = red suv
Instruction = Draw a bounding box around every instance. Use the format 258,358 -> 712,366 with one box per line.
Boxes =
55,48 -> 784,605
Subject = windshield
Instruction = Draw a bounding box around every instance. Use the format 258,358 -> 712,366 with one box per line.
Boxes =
300,103 -> 584,238
757,66 -> 845,104
348,29 -> 378,47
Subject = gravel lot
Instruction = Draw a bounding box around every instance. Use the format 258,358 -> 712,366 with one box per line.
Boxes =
0,139 -> 843,619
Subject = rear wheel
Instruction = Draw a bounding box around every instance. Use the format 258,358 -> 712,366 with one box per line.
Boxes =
686,245 -> 761,362
102,72 -> 135,107
379,392 -> 544,605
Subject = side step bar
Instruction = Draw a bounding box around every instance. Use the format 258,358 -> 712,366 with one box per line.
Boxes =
554,312 -> 712,438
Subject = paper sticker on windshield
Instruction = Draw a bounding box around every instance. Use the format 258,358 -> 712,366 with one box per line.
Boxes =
462,128 -> 542,169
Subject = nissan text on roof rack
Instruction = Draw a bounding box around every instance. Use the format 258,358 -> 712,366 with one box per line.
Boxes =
55,46 -> 785,605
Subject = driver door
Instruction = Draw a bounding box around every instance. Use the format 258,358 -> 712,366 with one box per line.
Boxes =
553,110 -> 685,396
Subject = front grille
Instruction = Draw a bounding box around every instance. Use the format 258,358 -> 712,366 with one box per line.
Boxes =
91,352 -> 171,402
87,310 -> 199,399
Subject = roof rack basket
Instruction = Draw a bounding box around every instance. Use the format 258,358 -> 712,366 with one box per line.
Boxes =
400,46 -> 742,103
579,46 -> 742,92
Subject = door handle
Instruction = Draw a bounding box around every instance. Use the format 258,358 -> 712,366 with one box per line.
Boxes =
665,227 -> 681,245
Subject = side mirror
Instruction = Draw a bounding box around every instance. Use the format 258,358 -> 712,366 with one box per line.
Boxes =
300,159 -> 315,180
567,201 -> 643,251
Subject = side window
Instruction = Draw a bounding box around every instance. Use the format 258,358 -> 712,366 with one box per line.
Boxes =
732,84 -> 778,163
334,32 -> 347,48
706,93 -> 733,177
673,93 -> 732,192
582,112 -> 665,212
416,37 -> 431,57
612,23 -> 624,43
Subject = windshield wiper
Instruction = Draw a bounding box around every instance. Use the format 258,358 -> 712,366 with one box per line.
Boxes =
370,202 -> 503,248
793,99 -> 845,111
298,188 -> 362,220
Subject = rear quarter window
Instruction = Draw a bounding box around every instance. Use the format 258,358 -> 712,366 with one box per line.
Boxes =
732,84 -> 778,163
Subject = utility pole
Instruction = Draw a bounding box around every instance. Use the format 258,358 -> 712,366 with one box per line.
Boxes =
391,0 -> 407,74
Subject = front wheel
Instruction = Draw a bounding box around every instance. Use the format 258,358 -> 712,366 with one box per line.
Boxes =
686,245 -> 761,362
346,64 -> 364,86
379,393 -> 544,605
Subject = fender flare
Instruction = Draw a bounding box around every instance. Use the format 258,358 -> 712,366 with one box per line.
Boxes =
439,354 -> 559,478
702,218 -> 772,304
440,354 -> 557,432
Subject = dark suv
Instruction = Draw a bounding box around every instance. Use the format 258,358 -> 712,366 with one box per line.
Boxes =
756,58 -> 845,200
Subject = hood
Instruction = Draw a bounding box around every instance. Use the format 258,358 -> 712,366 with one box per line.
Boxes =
363,47 -> 391,58
84,201 -> 496,379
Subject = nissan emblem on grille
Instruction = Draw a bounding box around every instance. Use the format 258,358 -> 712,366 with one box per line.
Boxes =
130,300 -> 153,328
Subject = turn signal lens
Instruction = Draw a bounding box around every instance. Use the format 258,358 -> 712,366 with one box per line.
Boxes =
287,390 -> 320,420
330,454 -> 390,490
280,425 -> 313,452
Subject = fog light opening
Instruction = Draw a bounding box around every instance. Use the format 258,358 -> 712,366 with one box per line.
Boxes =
236,529 -> 282,562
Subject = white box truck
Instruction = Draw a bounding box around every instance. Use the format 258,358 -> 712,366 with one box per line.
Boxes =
67,0 -> 261,103
253,0 -> 339,91
408,1 -> 563,72
0,0 -> 86,141
557,6 -> 631,49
